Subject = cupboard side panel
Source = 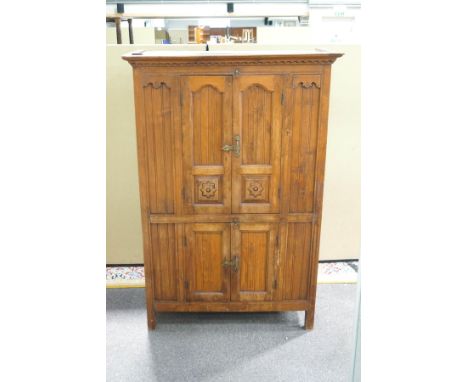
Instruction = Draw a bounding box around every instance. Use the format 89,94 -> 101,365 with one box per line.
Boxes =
288,74 -> 321,213
142,78 -> 179,214
131,69 -> 155,327
151,224 -> 178,301
281,223 -> 313,301
308,66 -> 333,312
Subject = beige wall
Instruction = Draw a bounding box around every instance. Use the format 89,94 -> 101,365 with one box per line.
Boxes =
106,44 -> 360,263
106,27 -> 156,44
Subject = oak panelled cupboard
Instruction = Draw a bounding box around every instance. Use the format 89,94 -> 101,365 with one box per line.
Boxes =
123,50 -> 343,330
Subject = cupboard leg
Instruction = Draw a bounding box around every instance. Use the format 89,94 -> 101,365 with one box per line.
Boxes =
147,304 -> 156,330
304,309 -> 314,331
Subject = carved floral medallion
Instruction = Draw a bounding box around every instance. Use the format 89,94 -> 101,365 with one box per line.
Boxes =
199,181 -> 217,199
248,181 -> 264,198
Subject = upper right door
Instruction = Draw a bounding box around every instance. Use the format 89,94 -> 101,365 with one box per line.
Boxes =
232,75 -> 284,214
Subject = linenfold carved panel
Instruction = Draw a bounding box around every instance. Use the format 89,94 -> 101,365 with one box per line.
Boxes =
241,84 -> 273,165
288,75 -> 320,213
151,224 -> 177,301
192,85 -> 224,166
143,79 -> 175,214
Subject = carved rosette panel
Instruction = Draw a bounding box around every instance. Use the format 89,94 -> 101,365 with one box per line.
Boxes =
242,176 -> 269,203
248,181 -> 264,198
195,176 -> 222,203
200,181 -> 216,198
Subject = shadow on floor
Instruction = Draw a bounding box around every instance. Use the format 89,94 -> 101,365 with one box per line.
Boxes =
107,285 -> 356,382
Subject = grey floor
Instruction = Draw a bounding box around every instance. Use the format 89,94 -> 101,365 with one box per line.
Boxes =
107,284 -> 357,382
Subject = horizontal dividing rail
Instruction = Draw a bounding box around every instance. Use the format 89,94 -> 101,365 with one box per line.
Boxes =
149,213 -> 316,224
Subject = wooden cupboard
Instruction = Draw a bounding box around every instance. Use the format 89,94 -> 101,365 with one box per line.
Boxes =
123,50 -> 343,330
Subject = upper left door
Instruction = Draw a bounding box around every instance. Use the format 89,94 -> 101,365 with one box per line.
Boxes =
181,76 -> 233,215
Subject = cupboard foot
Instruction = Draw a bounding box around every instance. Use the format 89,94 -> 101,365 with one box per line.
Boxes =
304,309 -> 314,331
147,307 -> 156,330
148,317 -> 156,330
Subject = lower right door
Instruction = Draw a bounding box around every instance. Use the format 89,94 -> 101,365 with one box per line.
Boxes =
230,222 -> 279,302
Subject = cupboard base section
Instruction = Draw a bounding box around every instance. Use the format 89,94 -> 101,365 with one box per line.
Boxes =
149,300 -> 314,331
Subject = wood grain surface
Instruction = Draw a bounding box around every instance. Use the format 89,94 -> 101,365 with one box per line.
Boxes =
125,51 -> 342,330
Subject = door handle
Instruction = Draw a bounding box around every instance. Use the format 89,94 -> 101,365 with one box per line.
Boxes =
221,135 -> 240,157
222,257 -> 231,269
221,256 -> 239,272
232,256 -> 239,272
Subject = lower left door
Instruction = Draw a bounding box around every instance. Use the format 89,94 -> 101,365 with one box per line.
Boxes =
184,223 -> 231,302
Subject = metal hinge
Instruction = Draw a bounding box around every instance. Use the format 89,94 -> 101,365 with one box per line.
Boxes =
184,281 -> 189,289
281,91 -> 285,105
273,280 -> 278,289
183,235 -> 188,247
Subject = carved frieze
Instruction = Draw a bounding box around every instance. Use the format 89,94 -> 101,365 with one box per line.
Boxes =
297,81 -> 320,89
143,81 -> 168,89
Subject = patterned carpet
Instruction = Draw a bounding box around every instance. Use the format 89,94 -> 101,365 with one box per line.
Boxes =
106,261 -> 359,288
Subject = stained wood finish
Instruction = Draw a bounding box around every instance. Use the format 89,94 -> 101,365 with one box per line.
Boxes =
142,76 -> 180,214
280,223 -> 313,301
149,213 -> 315,224
155,300 -> 310,312
184,223 -> 231,302
181,76 -> 232,215
150,224 -> 178,301
123,50 -> 342,330
232,75 -> 283,214
288,75 -> 321,213
231,223 -> 278,302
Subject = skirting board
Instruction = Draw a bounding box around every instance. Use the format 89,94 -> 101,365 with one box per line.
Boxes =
106,261 -> 359,288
